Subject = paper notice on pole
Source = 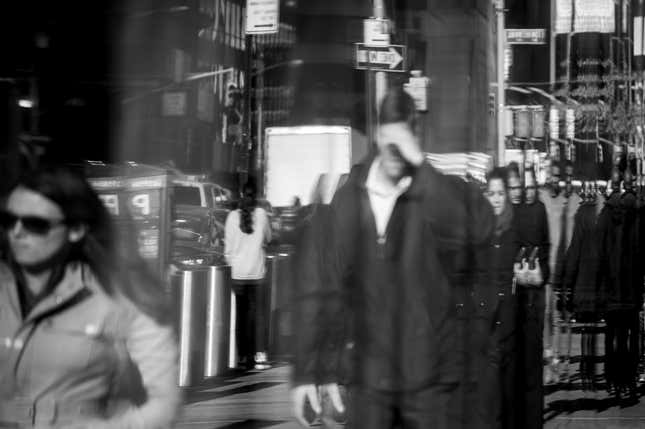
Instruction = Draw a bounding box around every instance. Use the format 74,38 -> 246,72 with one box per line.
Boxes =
555,0 -> 614,34
364,18 -> 390,46
245,0 -> 279,34
635,17 -> 644,57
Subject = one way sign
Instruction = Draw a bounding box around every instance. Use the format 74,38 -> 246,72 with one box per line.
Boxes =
355,43 -> 406,72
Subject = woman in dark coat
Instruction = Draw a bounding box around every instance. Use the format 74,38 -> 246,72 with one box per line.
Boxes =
478,167 -> 521,429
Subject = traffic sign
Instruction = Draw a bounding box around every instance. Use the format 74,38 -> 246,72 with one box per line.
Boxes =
355,43 -> 406,72
506,28 -> 547,44
363,18 -> 390,46
245,0 -> 279,34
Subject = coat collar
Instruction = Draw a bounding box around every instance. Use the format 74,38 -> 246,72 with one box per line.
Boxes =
27,263 -> 93,323
0,263 -> 22,321
348,154 -> 439,200
0,262 -> 94,324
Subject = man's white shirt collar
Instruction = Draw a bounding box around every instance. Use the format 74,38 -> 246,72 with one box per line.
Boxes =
365,158 -> 412,237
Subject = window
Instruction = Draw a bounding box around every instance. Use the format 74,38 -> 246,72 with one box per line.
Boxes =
209,186 -> 220,204
174,186 -> 202,206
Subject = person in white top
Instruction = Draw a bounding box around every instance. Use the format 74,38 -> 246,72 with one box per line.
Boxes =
225,181 -> 272,369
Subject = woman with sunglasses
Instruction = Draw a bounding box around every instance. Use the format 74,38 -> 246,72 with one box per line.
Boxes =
0,165 -> 179,428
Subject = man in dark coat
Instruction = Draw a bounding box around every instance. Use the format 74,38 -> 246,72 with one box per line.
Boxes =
291,88 -> 495,428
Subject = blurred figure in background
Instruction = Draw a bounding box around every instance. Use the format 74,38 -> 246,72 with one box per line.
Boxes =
0,164 -> 180,428
479,167 -> 521,429
539,160 -> 582,384
291,88 -> 495,428
507,162 -> 523,206
225,180 -> 272,370
513,166 -> 550,429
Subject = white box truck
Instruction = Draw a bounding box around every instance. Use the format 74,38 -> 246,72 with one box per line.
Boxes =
264,125 -> 364,207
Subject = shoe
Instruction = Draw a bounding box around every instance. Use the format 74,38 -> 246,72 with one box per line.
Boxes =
254,351 -> 271,370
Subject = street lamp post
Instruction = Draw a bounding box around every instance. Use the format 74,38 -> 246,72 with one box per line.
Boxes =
495,0 -> 506,166
245,59 -> 303,177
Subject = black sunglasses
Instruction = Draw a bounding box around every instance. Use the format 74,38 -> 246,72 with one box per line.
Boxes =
0,211 -> 67,235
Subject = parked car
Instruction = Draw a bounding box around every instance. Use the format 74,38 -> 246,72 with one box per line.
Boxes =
170,177 -> 233,264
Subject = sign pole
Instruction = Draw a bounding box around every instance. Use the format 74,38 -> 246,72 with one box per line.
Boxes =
496,0 -> 506,166
244,34 -> 253,180
244,0 -> 279,179
374,0 -> 387,120
549,0 -> 557,93
367,65 -> 374,149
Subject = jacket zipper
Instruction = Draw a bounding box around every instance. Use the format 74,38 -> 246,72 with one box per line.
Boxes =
376,235 -> 386,259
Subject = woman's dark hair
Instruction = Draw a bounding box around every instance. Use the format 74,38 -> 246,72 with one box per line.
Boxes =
6,164 -> 171,325
239,181 -> 257,234
378,87 -> 417,131
486,166 -> 509,189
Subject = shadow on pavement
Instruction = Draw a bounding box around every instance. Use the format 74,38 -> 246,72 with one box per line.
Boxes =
214,419 -> 291,428
183,381 -> 284,405
544,385 -> 645,422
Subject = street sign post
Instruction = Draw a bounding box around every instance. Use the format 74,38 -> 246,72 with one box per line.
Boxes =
363,18 -> 390,46
506,28 -> 547,44
245,0 -> 279,35
355,43 -> 406,72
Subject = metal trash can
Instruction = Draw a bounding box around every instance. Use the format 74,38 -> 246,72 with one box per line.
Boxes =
172,268 -> 209,387
275,252 -> 293,353
265,254 -> 278,357
265,252 -> 292,357
204,265 -> 232,377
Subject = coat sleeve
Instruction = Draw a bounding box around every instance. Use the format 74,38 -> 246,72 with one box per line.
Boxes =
291,189 -> 356,386
417,164 -> 495,249
537,202 -> 551,285
562,210 -> 583,307
224,210 -> 236,265
595,208 -> 610,310
262,208 -> 272,245
100,307 -> 181,429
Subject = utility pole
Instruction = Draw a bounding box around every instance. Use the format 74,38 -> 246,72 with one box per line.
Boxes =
374,0 -> 387,118
496,0 -> 506,166
244,34 -> 253,180
549,0 -> 556,93
255,47 -> 264,192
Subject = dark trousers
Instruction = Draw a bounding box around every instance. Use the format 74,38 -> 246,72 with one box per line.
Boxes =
477,337 -> 516,429
232,280 -> 267,363
345,384 -> 460,429
605,309 -> 640,391
515,287 -> 544,429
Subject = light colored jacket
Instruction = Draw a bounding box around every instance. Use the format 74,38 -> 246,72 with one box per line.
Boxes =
539,189 -> 603,284
224,207 -> 272,280
0,262 -> 180,428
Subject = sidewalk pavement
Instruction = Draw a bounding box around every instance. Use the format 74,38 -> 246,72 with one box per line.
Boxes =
176,362 -> 645,428
176,364 -> 299,429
